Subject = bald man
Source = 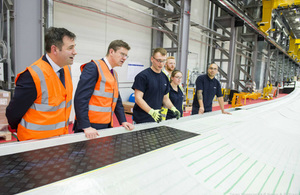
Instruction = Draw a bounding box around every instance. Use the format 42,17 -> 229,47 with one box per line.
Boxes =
192,63 -> 231,115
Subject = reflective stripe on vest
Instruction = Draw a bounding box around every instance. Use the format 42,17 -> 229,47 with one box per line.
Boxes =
20,120 -> 66,131
89,105 -> 112,112
88,60 -> 118,113
30,99 -> 72,112
67,65 -> 72,78
31,65 -> 49,104
19,64 -> 71,132
29,65 -> 72,112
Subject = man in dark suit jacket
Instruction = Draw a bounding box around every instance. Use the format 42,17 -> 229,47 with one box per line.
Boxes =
5,27 -> 77,141
73,40 -> 134,139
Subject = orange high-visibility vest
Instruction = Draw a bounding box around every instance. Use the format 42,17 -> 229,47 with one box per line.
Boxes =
16,57 -> 73,141
81,59 -> 118,126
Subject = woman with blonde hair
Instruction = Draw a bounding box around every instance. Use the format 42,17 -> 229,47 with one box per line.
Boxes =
166,70 -> 184,119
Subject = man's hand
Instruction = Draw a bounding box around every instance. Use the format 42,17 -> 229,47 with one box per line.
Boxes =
198,107 -> 204,114
222,111 -> 231,115
122,122 -> 134,130
83,127 -> 99,139
148,109 -> 162,123
170,106 -> 181,119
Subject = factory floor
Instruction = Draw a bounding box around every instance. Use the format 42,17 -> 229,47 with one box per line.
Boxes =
0,93 -> 288,144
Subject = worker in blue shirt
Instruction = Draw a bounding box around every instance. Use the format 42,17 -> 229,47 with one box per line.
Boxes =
132,48 -> 181,124
192,63 -> 231,115
166,70 -> 184,119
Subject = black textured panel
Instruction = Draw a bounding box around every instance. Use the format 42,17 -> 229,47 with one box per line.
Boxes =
0,126 -> 198,194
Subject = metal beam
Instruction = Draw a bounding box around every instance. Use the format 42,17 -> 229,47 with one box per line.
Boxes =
251,34 -> 258,84
264,44 -> 271,86
130,0 -> 174,17
151,0 -> 164,49
238,66 -> 251,79
218,67 -> 228,80
274,50 -> 279,83
109,0 -> 174,23
153,20 -> 178,45
215,15 -> 232,28
191,21 -> 230,41
164,47 -> 178,53
3,0 -> 13,10
6,9 -> 11,89
214,41 -> 230,58
44,0 -> 54,29
168,0 -> 181,12
235,80 -> 247,91
211,0 -> 299,66
13,0 -> 43,75
177,0 -> 191,87
227,16 -> 237,89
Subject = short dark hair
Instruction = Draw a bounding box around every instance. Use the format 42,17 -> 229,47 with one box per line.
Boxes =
106,40 -> 130,56
45,27 -> 76,53
152,48 -> 167,56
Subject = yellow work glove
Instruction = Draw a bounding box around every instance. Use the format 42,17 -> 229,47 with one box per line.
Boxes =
170,106 -> 181,120
148,109 -> 162,123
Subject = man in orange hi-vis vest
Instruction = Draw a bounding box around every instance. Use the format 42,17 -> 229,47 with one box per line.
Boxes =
5,27 -> 77,141
73,40 -> 134,139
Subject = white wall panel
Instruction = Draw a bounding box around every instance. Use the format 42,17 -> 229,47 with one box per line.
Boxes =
188,0 -> 210,73
52,0 -> 211,121
53,0 -> 152,103
53,0 -> 152,121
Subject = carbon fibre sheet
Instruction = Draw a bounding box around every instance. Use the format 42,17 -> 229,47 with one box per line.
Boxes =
0,126 -> 198,194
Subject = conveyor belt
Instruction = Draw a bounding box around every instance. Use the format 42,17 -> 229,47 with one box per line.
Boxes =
0,126 -> 198,194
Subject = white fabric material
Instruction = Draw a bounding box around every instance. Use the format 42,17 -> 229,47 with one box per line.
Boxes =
4,83 -> 300,194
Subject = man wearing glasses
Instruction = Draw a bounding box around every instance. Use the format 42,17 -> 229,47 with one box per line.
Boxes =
192,63 -> 231,115
74,40 -> 134,139
132,48 -> 181,124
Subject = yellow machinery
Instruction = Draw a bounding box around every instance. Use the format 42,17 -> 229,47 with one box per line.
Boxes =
221,88 -> 230,97
288,37 -> 300,60
231,92 -> 262,107
298,47 -> 300,63
262,84 -> 273,100
231,93 -> 243,108
258,0 -> 300,36
215,88 -> 230,102
241,92 -> 261,104
185,70 -> 195,106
